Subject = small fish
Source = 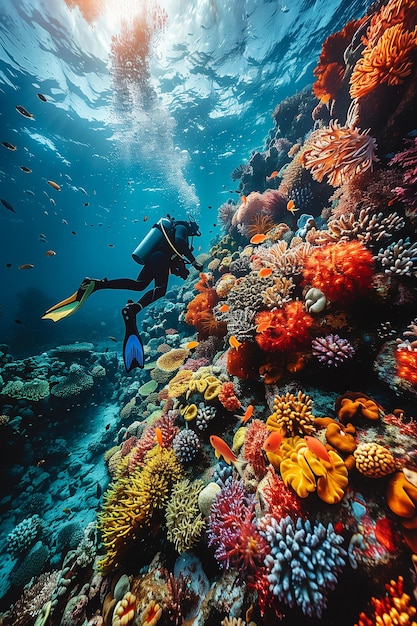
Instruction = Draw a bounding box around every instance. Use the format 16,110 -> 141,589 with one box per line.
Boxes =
14,319 -> 23,324
62,507 -> 72,515
20,166 -> 32,173
240,404 -> 254,424
143,215 -> 148,222
105,422 -> 110,430
187,340 -> 199,350
266,170 -> 278,180
71,230 -> 77,235
62,218 -> 68,225
6,263 -> 12,267
49,198 -> 56,206
229,335 -> 242,350
96,482 -> 102,498
1,198 -> 15,213
108,243 -> 114,247
25,189 -> 35,195
45,250 -> 56,257
108,335 -> 117,342
250,233 -> 268,245
287,199 -> 299,215
210,435 -> 237,465
36,459 -> 45,466
218,303 -> 229,313
2,141 -> 16,151
16,104 -> 34,119
241,195 -> 247,204
258,267 -> 273,278
256,321 -> 271,333
79,186 -> 88,195
39,233 -> 47,241
37,93 -> 47,102
263,430 -> 284,453
84,202 -> 89,206
155,427 -> 163,447
18,263 -> 34,270
47,180 -> 61,191
304,435 -> 331,464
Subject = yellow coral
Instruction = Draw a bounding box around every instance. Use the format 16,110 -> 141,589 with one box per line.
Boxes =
267,390 -> 316,437
112,591 -> 136,626
165,478 -> 205,553
182,403 -> 198,421
186,370 -> 222,401
232,427 -> 246,454
167,369 -> 193,398
354,442 -> 396,478
156,348 -> 189,372
279,436 -> 348,503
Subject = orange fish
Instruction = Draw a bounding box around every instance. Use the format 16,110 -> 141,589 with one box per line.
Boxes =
218,303 -> 229,313
229,335 -> 242,350
266,170 -> 278,180
240,405 -> 254,424
250,233 -> 268,245
45,250 -> 56,257
143,215 -> 148,222
304,435 -> 331,464
187,340 -> 199,350
241,195 -> 247,204
287,199 -> 299,215
47,180 -> 61,191
18,263 -> 34,270
263,430 -> 284,453
155,427 -> 163,447
210,435 -> 237,465
256,321 -> 271,333
258,267 -> 272,278
62,507 -> 72,515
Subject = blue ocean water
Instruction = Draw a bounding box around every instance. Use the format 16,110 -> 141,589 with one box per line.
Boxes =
0,0 -> 367,355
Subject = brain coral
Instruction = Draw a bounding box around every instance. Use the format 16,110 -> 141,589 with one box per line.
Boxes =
353,442 -> 397,478
166,478 -> 205,553
156,348 -> 189,372
51,364 -> 94,398
261,515 -> 347,618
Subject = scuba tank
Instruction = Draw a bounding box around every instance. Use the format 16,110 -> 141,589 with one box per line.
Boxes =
132,217 -> 174,265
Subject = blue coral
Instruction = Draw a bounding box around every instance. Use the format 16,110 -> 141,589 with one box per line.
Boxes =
260,515 -> 347,618
172,429 -> 201,463
7,514 -> 44,558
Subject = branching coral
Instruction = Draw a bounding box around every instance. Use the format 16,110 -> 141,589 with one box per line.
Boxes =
376,237 -> 417,276
208,479 -> 269,582
254,301 -> 313,353
260,515 -> 347,618
266,390 -> 316,437
251,239 -> 314,276
257,466 -> 306,520
243,419 -> 269,479
355,576 -> 417,626
166,478 -> 205,553
312,334 -> 355,367
301,102 -> 378,187
301,240 -> 374,305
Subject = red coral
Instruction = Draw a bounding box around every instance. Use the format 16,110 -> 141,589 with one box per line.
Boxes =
218,381 -> 241,412
227,341 -> 262,380
312,18 -> 366,103
302,241 -> 374,305
243,419 -> 269,479
260,466 -> 306,520
254,301 -> 313,353
395,346 -> 417,385
121,435 -> 139,457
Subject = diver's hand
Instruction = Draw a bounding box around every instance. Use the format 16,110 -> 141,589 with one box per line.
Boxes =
193,261 -> 203,272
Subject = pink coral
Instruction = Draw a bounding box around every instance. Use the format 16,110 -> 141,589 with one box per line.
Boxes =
243,419 -> 269,479
128,413 -> 179,473
312,334 -> 355,366
231,189 -> 286,227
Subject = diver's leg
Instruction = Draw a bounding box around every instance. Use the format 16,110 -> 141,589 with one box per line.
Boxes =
123,251 -> 169,315
79,265 -> 153,294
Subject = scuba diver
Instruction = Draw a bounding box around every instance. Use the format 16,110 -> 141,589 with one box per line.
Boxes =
43,215 -> 203,372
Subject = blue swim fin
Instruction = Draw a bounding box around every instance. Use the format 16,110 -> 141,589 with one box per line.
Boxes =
122,306 -> 144,372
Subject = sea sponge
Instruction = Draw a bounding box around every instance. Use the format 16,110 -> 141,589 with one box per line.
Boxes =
156,349 -> 189,372
167,369 -> 193,398
386,472 -> 417,519
266,390 -> 316,437
198,482 -> 221,517
166,478 -> 205,553
354,442 -> 396,478
215,273 -> 237,298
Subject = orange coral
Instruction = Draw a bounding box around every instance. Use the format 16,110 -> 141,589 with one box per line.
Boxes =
335,391 -> 385,422
185,289 -> 219,338
301,240 -> 374,305
254,301 -> 313,353
301,102 -> 378,187
313,18 -> 366,103
350,23 -> 417,100
355,576 -> 417,626
395,346 -> 417,384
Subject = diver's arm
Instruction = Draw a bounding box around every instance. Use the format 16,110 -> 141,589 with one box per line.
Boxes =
174,224 -> 198,265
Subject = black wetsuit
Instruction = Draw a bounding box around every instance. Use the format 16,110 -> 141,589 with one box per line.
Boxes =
93,222 -> 198,312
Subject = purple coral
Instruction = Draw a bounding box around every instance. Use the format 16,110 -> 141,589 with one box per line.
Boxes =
172,429 -> 201,463
390,137 -> 417,216
312,334 -> 355,366
207,479 -> 269,582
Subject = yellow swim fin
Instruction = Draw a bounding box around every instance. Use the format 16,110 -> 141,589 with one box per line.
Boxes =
42,280 -> 96,322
